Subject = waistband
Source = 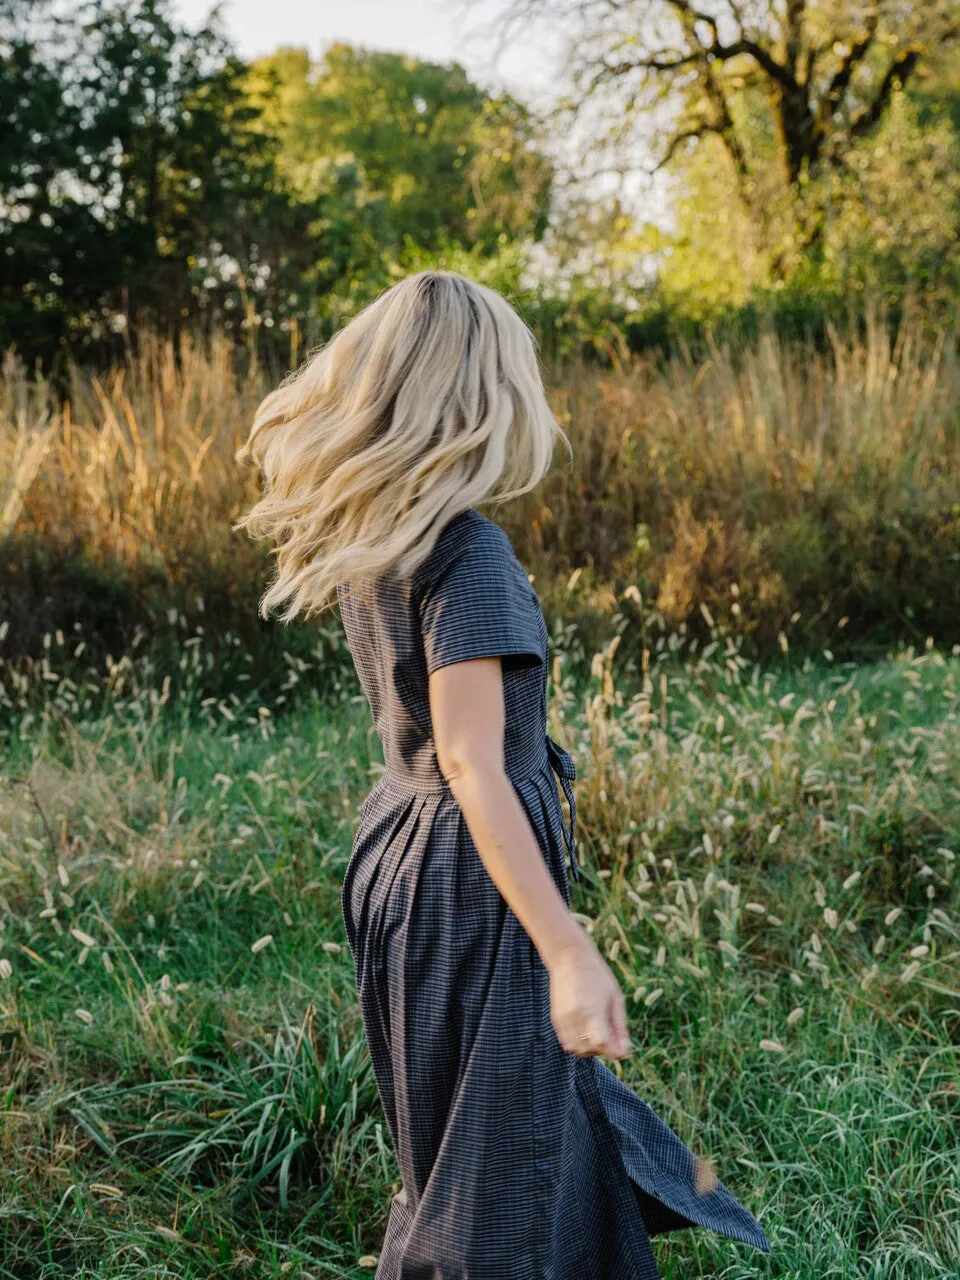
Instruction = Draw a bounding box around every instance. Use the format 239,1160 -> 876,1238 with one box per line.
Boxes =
382,733 -> 581,883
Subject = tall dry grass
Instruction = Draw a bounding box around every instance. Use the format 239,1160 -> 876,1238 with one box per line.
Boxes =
521,308 -> 960,653
2,305 -> 958,668
0,333 -> 261,556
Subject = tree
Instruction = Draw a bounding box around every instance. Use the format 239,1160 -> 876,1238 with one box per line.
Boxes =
478,1 -> 960,278
245,43 -> 553,259
0,0 -> 315,361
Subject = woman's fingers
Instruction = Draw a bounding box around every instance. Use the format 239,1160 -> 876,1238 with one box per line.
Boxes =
573,1003 -> 630,1059
548,946 -> 632,1059
552,1011 -> 586,1054
583,1010 -> 609,1057
608,991 -> 632,1058
553,1013 -> 597,1056
557,1018 -> 596,1056
559,1009 -> 622,1059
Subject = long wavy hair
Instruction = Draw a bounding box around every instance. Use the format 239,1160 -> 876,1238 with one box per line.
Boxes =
234,270 -> 566,623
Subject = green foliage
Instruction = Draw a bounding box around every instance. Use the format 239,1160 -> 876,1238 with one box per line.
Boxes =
650,50 -> 960,319
247,43 -> 551,255
0,3 -> 554,367
812,83 -> 960,305
72,1006 -> 384,1212
240,43 -> 552,338
0,0 -> 315,363
654,137 -> 762,312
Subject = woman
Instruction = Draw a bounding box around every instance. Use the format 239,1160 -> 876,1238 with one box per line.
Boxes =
235,271 -> 771,1278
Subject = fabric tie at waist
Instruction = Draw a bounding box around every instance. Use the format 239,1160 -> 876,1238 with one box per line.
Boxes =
545,734 -> 581,883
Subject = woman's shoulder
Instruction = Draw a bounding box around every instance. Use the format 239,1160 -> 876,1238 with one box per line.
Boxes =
415,506 -> 516,589
336,509 -> 512,604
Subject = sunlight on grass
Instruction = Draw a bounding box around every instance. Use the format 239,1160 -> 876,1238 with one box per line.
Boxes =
3,306 -> 960,669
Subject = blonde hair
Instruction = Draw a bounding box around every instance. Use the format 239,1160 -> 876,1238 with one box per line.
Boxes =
234,270 -> 565,623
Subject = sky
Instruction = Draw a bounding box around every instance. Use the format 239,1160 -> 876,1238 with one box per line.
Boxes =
170,0 -> 560,103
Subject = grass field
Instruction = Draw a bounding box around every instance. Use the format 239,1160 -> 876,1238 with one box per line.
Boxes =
1,612 -> 958,1279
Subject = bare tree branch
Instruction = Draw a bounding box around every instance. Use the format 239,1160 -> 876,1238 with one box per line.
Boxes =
818,9 -> 880,127
654,121 -> 715,169
784,0 -> 806,77
848,45 -> 922,139
730,37 -> 794,90
582,50 -> 705,91
664,0 -> 720,41
801,41 -> 816,87
785,0 -> 805,42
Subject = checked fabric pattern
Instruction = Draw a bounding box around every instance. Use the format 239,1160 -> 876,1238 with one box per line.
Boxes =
337,507 -> 771,1279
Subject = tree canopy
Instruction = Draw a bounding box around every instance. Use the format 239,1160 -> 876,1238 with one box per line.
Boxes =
0,0 -> 553,364
483,0 -> 960,288
246,44 -> 551,254
4,0 -> 960,366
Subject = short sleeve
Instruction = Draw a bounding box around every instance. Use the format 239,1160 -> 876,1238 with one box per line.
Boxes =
417,518 -> 544,676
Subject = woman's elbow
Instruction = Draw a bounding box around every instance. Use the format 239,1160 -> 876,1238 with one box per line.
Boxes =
436,741 -> 504,788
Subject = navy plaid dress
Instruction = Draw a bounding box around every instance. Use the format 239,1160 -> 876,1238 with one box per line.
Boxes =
338,507 -> 771,1279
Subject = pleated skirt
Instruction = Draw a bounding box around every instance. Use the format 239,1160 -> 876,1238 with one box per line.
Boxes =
341,757 -> 771,1279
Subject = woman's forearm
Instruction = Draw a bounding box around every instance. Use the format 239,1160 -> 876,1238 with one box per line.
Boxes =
446,761 -> 586,969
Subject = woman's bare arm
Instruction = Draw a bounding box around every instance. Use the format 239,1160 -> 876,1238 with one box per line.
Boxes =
428,655 -> 631,1059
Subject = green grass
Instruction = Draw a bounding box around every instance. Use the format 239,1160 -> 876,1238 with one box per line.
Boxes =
1,615 -> 958,1278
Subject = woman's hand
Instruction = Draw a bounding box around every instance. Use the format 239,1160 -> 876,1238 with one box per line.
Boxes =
547,932 -> 632,1060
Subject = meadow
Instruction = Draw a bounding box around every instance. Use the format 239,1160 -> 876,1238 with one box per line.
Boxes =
0,605 -> 957,1278
1,317 -> 959,1278
5,2 -> 960,1273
